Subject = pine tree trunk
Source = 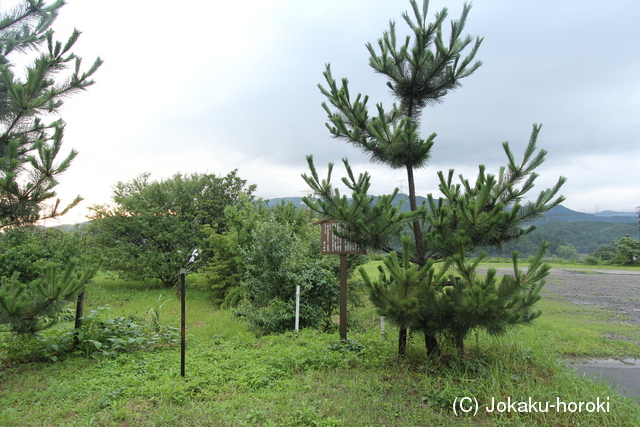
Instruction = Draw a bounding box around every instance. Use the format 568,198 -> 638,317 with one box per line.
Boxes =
454,333 -> 464,354
398,327 -> 407,357
407,164 -> 442,356
425,333 -> 439,357
405,165 -> 425,264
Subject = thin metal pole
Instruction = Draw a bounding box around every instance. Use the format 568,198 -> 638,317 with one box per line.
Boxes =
339,254 -> 348,341
180,268 -> 186,378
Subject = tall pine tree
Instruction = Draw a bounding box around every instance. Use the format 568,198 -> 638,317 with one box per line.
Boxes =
0,0 -> 102,334
0,0 -> 102,228
303,0 -> 565,356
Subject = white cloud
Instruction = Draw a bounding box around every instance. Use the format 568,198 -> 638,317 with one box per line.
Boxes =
15,0 -> 639,223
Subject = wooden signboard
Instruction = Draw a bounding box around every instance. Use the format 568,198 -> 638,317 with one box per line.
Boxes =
313,219 -> 365,341
314,219 -> 366,255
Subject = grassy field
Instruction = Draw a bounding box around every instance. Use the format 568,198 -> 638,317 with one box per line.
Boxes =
1,263 -> 639,426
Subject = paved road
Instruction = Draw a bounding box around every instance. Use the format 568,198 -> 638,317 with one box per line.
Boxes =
566,358 -> 640,402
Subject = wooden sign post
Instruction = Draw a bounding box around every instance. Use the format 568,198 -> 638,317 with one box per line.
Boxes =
314,219 -> 365,340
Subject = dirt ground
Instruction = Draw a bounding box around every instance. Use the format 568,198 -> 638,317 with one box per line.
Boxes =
480,266 -> 640,324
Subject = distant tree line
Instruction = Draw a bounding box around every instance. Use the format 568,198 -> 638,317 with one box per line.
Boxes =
480,221 -> 638,259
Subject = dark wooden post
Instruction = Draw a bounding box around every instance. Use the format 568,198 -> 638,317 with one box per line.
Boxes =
180,268 -> 186,377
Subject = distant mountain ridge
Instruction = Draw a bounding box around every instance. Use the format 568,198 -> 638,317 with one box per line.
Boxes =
267,196 -> 638,224
534,205 -> 637,224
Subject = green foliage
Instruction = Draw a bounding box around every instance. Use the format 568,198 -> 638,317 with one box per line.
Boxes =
196,199 -> 367,328
219,201 -> 366,335
591,245 -> 617,262
611,236 -> 640,266
0,306 -> 179,364
88,171 -> 255,287
192,227 -> 243,305
419,242 -> 549,354
2,273 -> 640,426
556,243 -> 579,260
318,1 -> 481,170
587,238 -> 640,266
0,0 -> 102,228
0,225 -> 82,283
496,222 -> 639,257
194,198 -> 278,302
0,259 -> 99,334
0,0 -> 101,338
583,255 -> 600,265
236,220 -> 333,335
421,125 -> 565,261
360,237 -> 448,356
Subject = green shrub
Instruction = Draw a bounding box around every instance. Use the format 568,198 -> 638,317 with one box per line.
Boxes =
0,307 -> 179,364
612,236 -> 640,266
583,255 -> 599,265
0,226 -> 82,283
591,245 -> 617,263
556,244 -> 580,260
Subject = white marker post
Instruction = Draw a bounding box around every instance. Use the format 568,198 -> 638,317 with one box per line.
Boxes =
295,285 -> 300,336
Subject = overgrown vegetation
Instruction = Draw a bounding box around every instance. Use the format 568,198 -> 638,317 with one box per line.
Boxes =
1,306 -> 178,364
1,271 -> 639,426
87,171 -> 255,287
194,199 -> 367,335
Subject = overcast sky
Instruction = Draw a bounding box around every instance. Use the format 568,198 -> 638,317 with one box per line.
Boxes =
15,0 -> 639,223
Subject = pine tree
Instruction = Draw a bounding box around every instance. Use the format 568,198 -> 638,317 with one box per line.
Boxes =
303,0 -> 565,356
0,260 -> 99,334
0,0 -> 102,228
316,0 -> 481,265
0,1 -> 102,334
360,237 -> 449,357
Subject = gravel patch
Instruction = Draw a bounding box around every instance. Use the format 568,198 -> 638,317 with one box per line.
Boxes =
478,267 -> 640,324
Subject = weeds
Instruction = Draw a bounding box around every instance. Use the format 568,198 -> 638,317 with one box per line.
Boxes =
1,270 -> 639,426
0,306 -> 179,365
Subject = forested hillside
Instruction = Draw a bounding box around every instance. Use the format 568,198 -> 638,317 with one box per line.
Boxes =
268,198 -> 638,256
491,221 -> 639,256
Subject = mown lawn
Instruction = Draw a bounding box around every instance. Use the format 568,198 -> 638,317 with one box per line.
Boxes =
1,264 -> 639,426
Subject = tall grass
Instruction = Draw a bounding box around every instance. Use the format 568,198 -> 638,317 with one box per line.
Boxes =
1,265 -> 639,426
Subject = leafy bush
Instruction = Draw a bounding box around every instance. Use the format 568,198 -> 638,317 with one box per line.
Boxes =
583,255 -> 600,265
0,307 -> 179,365
555,244 -> 579,260
612,236 -> 640,266
591,245 -> 617,262
192,229 -> 243,305
236,218 -> 366,336
0,226 -> 82,283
